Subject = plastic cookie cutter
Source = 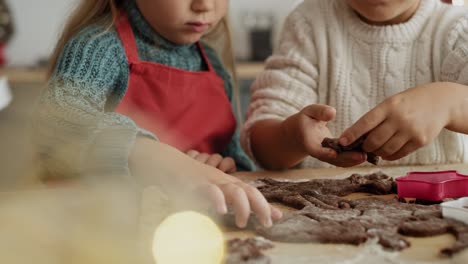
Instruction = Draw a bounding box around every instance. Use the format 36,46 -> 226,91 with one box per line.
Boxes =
395,170 -> 468,201
441,197 -> 468,225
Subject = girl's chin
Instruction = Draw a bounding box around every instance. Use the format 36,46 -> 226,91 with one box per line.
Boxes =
171,34 -> 203,45
363,0 -> 389,4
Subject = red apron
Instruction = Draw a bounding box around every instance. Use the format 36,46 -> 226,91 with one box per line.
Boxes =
115,12 -> 236,154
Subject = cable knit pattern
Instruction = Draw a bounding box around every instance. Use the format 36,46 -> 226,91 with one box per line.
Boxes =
241,0 -> 468,168
35,1 -> 253,179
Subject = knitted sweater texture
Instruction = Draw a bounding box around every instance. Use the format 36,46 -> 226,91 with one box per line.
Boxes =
241,0 -> 468,168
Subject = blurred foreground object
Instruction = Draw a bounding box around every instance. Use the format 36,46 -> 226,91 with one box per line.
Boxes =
441,0 -> 465,5
0,75 -> 11,110
152,211 -> 224,264
0,184 -> 139,264
0,0 -> 13,66
0,0 -> 13,110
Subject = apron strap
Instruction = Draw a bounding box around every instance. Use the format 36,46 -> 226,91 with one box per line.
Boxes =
197,42 -> 216,73
116,11 -> 140,64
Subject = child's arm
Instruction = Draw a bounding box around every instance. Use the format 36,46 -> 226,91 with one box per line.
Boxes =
446,84 -> 468,135
130,137 -> 282,228
34,27 -> 141,178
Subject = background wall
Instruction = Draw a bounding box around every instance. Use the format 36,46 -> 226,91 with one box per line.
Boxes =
5,0 -> 301,67
5,0 -> 75,66
228,0 -> 303,60
6,0 -> 467,66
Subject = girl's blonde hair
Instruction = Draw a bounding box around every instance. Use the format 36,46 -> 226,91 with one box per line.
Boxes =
49,0 -> 242,121
48,0 -> 122,76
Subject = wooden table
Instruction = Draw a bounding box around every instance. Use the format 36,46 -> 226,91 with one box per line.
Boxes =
9,164 -> 467,263
225,164 -> 468,264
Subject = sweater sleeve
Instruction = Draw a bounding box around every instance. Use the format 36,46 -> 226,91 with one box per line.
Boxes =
240,7 -> 320,162
202,43 -> 255,171
440,14 -> 468,84
34,26 -> 144,179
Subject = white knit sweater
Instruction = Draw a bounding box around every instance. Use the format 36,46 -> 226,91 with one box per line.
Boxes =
241,0 -> 468,168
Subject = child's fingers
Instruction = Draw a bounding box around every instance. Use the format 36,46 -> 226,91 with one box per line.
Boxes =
238,182 -> 273,228
301,104 -> 336,122
310,140 -> 364,167
218,157 -> 237,174
186,150 -> 200,158
206,154 -> 223,167
270,204 -> 283,221
374,132 -> 408,158
384,141 -> 419,161
197,183 -> 228,214
308,146 -> 337,162
340,109 -> 386,146
324,152 -> 366,167
194,153 -> 211,164
220,184 -> 251,228
362,122 -> 397,153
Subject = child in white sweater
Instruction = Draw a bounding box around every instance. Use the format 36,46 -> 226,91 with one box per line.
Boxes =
241,0 -> 468,169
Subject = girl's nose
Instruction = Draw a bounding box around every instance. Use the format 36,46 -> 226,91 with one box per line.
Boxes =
191,0 -> 215,13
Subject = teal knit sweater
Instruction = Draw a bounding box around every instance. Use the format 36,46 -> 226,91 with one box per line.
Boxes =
35,2 -> 254,179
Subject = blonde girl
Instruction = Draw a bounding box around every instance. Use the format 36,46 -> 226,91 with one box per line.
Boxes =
36,0 -> 281,228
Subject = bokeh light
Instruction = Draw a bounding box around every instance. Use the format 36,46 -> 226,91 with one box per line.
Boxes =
152,211 -> 224,264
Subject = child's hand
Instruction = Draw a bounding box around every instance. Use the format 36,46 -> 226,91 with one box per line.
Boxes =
186,150 -> 237,173
339,83 -> 453,161
194,173 -> 283,228
283,104 -> 366,167
131,138 -> 282,229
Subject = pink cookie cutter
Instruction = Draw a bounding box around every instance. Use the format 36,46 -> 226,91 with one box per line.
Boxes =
395,170 -> 468,201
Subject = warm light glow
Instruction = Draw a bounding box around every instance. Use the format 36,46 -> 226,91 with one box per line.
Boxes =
152,211 -> 224,264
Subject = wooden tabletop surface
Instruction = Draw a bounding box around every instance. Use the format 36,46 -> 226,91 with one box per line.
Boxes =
2,164 -> 467,263
226,163 -> 468,264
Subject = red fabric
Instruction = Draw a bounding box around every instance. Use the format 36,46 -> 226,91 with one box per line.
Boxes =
115,12 -> 236,153
0,43 -> 5,66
